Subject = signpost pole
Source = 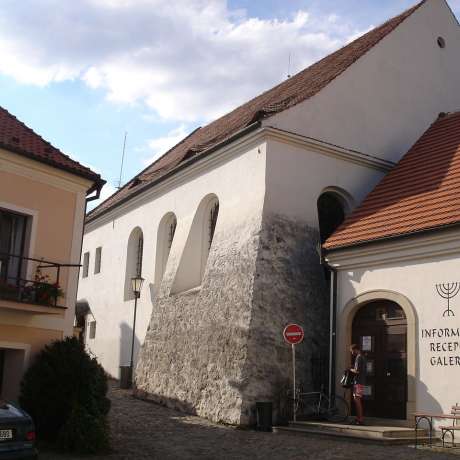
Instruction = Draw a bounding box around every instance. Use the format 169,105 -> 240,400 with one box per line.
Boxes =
283,324 -> 304,423
292,343 -> 296,422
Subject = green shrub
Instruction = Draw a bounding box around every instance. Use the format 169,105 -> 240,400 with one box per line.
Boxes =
57,403 -> 110,453
19,337 -> 110,453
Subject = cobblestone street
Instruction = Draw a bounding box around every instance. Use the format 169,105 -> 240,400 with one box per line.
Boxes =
38,383 -> 460,460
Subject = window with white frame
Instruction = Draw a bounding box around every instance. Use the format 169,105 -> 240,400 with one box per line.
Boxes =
88,320 -> 96,339
94,246 -> 102,274
82,252 -> 90,278
0,208 -> 29,286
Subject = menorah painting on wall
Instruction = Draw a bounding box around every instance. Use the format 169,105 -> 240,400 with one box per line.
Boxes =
436,283 -> 460,317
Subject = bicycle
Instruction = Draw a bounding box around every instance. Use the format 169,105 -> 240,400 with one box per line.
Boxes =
288,385 -> 349,423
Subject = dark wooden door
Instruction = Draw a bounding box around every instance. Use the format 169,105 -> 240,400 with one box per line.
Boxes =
352,301 -> 407,420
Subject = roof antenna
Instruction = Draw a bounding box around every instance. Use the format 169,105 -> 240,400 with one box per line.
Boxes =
117,131 -> 128,189
287,52 -> 292,79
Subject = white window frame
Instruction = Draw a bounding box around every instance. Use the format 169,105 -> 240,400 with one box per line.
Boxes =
88,320 -> 96,339
94,246 -> 102,274
0,202 -> 38,281
82,252 -> 90,278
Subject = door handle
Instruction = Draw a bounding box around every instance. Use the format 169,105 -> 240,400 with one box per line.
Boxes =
386,372 -> 391,377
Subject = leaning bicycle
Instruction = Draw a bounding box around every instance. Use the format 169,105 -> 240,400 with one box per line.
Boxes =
289,385 -> 349,423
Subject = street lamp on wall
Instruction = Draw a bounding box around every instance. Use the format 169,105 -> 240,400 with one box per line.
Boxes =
131,276 -> 144,298
128,275 -> 144,388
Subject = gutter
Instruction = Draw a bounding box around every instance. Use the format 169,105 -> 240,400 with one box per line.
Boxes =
86,183 -> 103,202
86,121 -> 262,224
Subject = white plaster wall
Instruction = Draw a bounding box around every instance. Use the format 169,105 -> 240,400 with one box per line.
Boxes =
266,0 -> 460,163
334,243 -> 460,418
78,140 -> 267,378
265,137 -> 386,222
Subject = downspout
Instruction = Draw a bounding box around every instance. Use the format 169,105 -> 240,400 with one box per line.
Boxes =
325,260 -> 337,401
73,182 -> 103,333
77,183 -> 103,283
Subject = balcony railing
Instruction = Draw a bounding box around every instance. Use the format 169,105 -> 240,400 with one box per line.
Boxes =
0,252 -> 80,308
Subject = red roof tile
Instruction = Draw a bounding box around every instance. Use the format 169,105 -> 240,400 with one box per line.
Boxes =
0,106 -> 103,190
324,111 -> 460,250
87,0 -> 425,222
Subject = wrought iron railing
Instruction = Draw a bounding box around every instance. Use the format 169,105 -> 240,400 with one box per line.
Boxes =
0,252 -> 80,308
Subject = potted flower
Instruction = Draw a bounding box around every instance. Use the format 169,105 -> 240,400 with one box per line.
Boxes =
32,267 -> 65,306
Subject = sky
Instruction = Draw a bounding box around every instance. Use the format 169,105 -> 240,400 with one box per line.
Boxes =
0,0 -> 459,208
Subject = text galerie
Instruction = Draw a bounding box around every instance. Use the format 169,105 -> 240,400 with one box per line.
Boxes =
422,328 -> 460,366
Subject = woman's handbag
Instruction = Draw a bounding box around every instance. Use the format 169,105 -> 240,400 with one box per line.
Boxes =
340,369 -> 354,388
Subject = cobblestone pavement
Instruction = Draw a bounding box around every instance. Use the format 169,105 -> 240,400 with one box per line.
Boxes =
40,384 -> 458,460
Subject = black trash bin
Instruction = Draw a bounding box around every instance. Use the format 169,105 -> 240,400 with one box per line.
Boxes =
256,401 -> 273,432
119,365 -> 132,389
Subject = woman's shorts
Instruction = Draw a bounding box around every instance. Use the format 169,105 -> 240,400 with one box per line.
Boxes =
353,384 -> 364,398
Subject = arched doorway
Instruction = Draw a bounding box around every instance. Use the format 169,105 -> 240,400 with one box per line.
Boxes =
352,300 -> 407,419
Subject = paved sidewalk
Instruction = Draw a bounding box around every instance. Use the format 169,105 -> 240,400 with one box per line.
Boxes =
40,384 -> 458,459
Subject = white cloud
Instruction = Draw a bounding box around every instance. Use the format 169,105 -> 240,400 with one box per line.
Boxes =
145,124 -> 189,165
0,0 -> 362,122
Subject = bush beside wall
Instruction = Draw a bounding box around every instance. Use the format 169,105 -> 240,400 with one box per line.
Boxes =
20,337 -> 111,453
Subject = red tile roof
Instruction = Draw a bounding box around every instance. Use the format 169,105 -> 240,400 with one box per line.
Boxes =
0,106 -> 104,190
324,111 -> 460,250
87,0 -> 425,222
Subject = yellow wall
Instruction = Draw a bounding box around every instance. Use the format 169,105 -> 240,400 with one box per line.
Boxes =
0,324 -> 62,356
0,147 -> 93,398
0,169 -> 76,298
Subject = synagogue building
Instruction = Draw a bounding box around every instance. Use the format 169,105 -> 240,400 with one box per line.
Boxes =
77,0 -> 460,425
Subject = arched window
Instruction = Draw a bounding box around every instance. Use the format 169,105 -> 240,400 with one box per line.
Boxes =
317,192 -> 346,245
172,194 -> 219,294
154,213 -> 177,289
124,227 -> 144,300
317,191 -> 346,282
135,234 -> 144,277
202,197 -> 219,277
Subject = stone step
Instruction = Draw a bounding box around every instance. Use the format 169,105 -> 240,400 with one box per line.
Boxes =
273,425 -> 437,445
289,421 -> 427,439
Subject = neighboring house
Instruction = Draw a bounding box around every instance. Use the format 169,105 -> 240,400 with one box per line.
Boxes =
0,107 -> 104,401
324,111 -> 460,424
78,0 -> 460,425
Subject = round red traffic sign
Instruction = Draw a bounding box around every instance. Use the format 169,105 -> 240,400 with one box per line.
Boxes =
283,324 -> 304,345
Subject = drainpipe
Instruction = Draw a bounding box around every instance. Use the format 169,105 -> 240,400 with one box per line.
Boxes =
326,261 -> 337,401
76,183 -> 103,282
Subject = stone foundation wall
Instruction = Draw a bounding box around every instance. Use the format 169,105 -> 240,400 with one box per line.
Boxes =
135,216 -> 262,424
135,213 -> 329,425
240,213 -> 329,424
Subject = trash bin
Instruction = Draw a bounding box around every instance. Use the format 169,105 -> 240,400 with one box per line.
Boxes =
119,365 -> 132,389
256,401 -> 273,432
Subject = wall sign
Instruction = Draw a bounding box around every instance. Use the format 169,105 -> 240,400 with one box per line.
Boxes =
436,282 -> 460,317
421,283 -> 460,367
